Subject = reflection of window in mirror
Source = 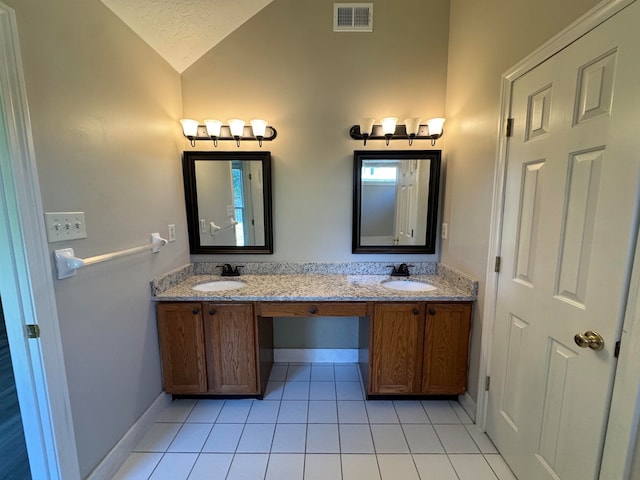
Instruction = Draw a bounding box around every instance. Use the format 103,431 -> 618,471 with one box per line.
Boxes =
232,162 -> 246,246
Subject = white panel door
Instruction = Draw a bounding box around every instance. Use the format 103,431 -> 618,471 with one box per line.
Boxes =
487,3 -> 640,479
394,160 -> 420,245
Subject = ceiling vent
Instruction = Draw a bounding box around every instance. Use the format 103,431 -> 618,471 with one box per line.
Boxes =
334,3 -> 373,32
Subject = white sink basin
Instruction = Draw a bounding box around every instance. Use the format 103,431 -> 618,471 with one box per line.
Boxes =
192,280 -> 246,292
382,279 -> 437,292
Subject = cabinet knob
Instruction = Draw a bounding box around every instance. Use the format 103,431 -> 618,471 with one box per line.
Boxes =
428,308 -> 436,316
310,307 -> 317,314
192,308 -> 199,315
413,308 -> 420,315
209,309 -> 216,315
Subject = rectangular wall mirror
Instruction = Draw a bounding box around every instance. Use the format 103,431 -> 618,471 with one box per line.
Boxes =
352,150 -> 441,254
183,151 -> 273,254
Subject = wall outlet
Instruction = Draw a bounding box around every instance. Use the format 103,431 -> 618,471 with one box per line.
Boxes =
441,223 -> 448,240
168,224 -> 176,242
200,219 -> 206,233
227,205 -> 234,217
44,212 -> 87,242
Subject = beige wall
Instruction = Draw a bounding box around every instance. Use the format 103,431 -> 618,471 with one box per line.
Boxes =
5,0 -> 189,476
182,0 -> 450,264
443,0 -> 602,401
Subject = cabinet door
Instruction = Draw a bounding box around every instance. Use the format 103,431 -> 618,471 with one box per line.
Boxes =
204,303 -> 258,394
370,303 -> 425,394
422,303 -> 472,395
156,303 -> 207,394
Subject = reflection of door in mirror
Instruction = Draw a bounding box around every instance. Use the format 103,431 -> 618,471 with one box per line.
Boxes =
395,159 -> 429,245
195,160 -> 264,247
360,159 -> 429,246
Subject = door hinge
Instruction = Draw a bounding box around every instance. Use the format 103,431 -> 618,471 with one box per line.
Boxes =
494,256 -> 501,273
614,340 -> 621,358
26,324 -> 40,338
485,376 -> 491,391
506,118 -> 514,137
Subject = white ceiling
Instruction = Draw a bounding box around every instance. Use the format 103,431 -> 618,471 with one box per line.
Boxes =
100,0 -> 274,73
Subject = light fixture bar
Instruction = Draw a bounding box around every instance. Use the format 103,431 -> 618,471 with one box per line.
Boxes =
180,121 -> 277,147
349,122 -> 443,146
190,125 -> 277,141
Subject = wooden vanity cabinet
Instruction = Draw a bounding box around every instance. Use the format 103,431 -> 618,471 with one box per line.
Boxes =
368,302 -> 472,396
422,302 -> 472,394
370,303 -> 425,394
204,303 -> 257,394
157,298 -> 471,398
157,302 -> 262,395
156,302 -> 207,394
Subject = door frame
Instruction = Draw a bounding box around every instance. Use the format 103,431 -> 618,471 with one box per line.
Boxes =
478,0 -> 640,476
0,4 -> 79,479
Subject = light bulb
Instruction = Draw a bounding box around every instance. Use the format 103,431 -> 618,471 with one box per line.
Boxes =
381,117 -> 398,135
426,117 -> 445,137
204,119 -> 222,137
179,119 -> 199,137
228,119 -> 245,138
250,119 -> 268,138
359,118 -> 375,136
404,118 -> 421,136
251,119 -> 268,147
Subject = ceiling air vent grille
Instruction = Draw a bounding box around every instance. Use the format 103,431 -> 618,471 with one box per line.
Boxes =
334,3 -> 373,32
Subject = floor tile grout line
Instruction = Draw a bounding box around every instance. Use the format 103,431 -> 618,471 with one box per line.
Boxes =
482,452 -> 513,480
143,451 -> 166,480
121,362 -> 510,479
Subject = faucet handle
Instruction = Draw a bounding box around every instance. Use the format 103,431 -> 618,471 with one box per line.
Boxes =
217,263 -> 234,276
217,264 -> 244,276
391,263 -> 412,277
399,263 -> 412,274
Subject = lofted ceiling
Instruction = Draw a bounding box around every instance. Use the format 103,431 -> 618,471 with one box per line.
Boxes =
100,0 -> 274,73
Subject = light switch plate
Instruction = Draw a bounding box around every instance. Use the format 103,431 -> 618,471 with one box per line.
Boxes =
441,223 -> 448,240
168,224 -> 176,242
44,212 -> 87,242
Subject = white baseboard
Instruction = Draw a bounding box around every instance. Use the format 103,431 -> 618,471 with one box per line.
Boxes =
86,392 -> 172,480
459,391 -> 477,423
274,348 -> 359,363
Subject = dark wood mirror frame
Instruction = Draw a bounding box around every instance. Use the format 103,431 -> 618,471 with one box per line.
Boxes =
183,151 -> 273,254
352,150 -> 441,254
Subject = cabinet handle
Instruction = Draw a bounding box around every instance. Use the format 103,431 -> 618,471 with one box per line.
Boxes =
209,309 -> 216,315
310,307 -> 317,314
413,308 -> 420,315
428,308 -> 436,316
192,308 -> 199,315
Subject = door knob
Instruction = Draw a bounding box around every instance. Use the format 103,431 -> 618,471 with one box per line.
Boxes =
574,330 -> 605,351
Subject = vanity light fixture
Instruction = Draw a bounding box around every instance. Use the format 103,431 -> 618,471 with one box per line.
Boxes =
179,118 -> 277,147
349,117 -> 445,146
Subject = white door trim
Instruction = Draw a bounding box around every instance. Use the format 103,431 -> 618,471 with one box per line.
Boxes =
0,3 -> 79,479
478,0 -> 639,472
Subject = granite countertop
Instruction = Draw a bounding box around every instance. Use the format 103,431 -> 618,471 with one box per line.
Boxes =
153,272 -> 477,302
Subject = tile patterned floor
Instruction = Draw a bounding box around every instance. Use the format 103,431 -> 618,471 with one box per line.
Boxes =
113,363 -> 517,479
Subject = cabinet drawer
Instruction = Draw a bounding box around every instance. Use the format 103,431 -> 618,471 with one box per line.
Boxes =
258,302 -> 369,317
